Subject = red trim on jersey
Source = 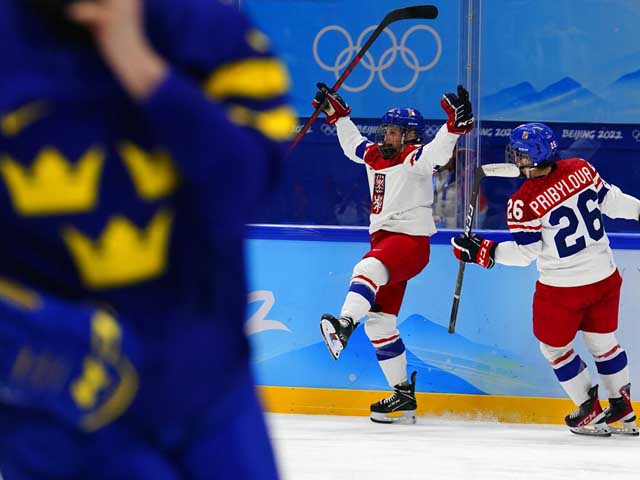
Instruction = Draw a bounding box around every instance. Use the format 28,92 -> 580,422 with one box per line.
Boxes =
371,333 -> 400,345
363,144 -> 421,171
552,348 -> 575,366
509,158 -> 598,220
507,222 -> 542,231
594,344 -> 621,360
352,274 -> 378,291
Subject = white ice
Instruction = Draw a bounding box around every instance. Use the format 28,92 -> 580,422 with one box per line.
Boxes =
267,413 -> 639,480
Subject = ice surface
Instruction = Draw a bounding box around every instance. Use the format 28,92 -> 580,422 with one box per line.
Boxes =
267,413 -> 639,480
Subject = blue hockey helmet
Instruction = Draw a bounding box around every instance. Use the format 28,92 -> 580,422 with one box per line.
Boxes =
376,107 -> 426,158
380,107 -> 426,141
506,122 -> 558,169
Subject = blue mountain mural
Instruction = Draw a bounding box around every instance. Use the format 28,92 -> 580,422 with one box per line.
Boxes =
400,314 -> 548,396
251,313 -> 552,396
481,72 -> 640,123
600,68 -> 640,119
253,324 -> 484,394
482,81 -> 536,114
482,77 -> 609,122
612,68 -> 640,84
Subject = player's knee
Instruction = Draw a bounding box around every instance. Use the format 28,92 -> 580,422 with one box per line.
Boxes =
582,331 -> 619,357
364,312 -> 398,341
352,257 -> 389,290
539,341 -> 573,363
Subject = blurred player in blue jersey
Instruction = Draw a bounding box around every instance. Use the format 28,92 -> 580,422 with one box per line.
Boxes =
0,0 -> 296,478
452,123 -> 639,437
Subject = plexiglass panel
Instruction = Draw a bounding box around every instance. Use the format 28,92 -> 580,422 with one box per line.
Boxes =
242,0 -> 640,232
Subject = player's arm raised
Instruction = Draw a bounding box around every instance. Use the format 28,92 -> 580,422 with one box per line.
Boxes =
313,83 -> 367,164
408,85 -> 473,174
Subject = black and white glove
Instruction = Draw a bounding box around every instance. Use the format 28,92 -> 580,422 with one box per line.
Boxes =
451,233 -> 496,269
312,82 -> 351,125
441,85 -> 474,135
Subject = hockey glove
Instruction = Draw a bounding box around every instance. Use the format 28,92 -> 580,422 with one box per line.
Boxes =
0,281 -> 140,432
451,233 -> 496,269
312,82 -> 351,125
441,85 -> 474,135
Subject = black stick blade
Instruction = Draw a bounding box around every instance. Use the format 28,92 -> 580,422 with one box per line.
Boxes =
383,5 -> 439,27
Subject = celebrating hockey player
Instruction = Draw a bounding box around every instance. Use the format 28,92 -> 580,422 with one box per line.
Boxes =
452,123 -> 639,436
313,83 -> 474,424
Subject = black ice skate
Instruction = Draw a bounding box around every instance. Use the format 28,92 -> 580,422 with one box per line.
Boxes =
565,385 -> 611,437
604,383 -> 639,436
320,314 -> 357,360
370,371 -> 417,425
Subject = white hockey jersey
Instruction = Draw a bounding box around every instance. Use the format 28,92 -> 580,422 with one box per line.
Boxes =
335,117 -> 459,236
495,158 -> 640,287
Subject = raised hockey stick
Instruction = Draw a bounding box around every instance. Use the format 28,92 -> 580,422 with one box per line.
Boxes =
448,163 -> 521,334
288,5 -> 439,154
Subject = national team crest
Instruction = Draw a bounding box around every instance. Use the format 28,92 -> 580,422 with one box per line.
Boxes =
371,173 -> 386,214
522,131 -> 529,139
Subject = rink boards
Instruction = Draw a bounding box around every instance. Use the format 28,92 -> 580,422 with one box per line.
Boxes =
246,226 -> 640,423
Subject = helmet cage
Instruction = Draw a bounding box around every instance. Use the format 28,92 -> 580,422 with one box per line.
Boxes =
376,107 -> 425,159
375,124 -> 411,159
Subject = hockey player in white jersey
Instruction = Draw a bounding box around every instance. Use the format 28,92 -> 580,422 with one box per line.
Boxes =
452,123 -> 640,436
313,83 -> 474,423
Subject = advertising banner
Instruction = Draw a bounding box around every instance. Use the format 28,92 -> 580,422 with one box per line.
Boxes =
246,228 -> 640,400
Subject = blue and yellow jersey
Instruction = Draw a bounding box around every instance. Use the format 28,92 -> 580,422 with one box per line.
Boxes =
0,0 -> 295,423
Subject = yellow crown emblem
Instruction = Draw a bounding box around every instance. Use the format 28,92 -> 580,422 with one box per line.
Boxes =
118,142 -> 179,200
62,209 -> 174,289
0,147 -> 104,216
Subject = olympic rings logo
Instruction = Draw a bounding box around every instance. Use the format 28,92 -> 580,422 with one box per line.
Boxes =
313,24 -> 442,93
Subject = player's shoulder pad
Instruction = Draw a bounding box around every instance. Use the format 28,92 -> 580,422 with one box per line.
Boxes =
148,0 -> 269,76
401,144 -> 424,166
509,183 -> 539,222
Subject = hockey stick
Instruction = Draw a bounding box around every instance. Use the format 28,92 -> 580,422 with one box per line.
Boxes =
448,163 -> 520,334
288,5 -> 439,154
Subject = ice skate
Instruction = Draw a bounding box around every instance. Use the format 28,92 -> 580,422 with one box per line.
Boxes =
565,385 -> 611,436
320,314 -> 357,360
604,383 -> 639,436
370,371 -> 417,424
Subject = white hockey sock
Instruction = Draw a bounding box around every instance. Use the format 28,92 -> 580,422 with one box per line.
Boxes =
379,352 -> 408,388
540,342 -> 593,406
340,291 -> 373,322
584,332 -> 630,398
339,257 -> 389,322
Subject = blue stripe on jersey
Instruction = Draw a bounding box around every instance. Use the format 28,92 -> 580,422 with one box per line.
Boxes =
348,282 -> 375,306
374,337 -> 406,361
597,184 -> 610,204
355,140 -> 369,160
595,350 -> 627,375
554,355 -> 586,382
511,231 -> 542,246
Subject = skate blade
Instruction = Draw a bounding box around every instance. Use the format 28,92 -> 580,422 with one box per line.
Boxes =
569,424 -> 612,437
320,320 -> 342,360
608,422 -> 639,436
370,410 -> 416,425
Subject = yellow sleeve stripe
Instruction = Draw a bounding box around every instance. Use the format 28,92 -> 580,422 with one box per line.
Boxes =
0,277 -> 41,310
205,58 -> 291,100
228,105 -> 297,141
